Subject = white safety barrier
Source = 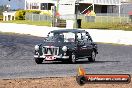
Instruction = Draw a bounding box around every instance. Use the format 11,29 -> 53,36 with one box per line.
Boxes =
0,23 -> 132,45
0,23 -> 59,37
85,29 -> 132,45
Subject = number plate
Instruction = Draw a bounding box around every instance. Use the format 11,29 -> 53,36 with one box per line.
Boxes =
45,56 -> 56,60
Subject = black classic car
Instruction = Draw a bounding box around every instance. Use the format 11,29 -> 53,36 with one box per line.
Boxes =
34,29 -> 98,64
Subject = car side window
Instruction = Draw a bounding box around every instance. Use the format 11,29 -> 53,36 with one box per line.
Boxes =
81,33 -> 85,39
82,33 -> 87,43
81,32 -> 90,43
77,33 -> 82,41
86,32 -> 93,42
87,37 -> 92,43
81,32 -> 93,43
77,33 -> 85,45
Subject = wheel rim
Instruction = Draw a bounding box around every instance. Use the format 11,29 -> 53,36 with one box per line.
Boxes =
92,51 -> 96,61
72,53 -> 76,63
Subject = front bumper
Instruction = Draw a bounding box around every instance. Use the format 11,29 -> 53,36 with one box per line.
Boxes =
34,55 -> 69,60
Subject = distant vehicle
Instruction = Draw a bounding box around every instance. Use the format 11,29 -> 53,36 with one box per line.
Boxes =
34,29 -> 98,64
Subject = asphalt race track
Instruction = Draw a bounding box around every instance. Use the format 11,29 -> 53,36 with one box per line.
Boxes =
0,33 -> 132,79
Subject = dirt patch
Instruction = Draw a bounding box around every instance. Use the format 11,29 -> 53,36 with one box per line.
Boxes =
0,77 -> 131,88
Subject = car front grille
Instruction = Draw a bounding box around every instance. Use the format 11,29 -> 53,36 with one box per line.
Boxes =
43,46 -> 59,55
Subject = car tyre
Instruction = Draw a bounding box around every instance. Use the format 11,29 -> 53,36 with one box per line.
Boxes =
69,52 -> 77,64
88,51 -> 96,62
35,58 -> 43,64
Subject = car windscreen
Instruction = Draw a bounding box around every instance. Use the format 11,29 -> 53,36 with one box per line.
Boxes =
45,32 -> 75,42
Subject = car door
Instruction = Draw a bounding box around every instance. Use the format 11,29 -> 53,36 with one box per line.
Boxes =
82,32 -> 93,56
76,33 -> 86,57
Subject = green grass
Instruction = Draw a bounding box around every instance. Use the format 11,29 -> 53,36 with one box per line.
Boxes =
74,15 -> 132,31
0,15 -> 3,21
1,19 -> 132,31
2,20 -> 51,26
95,16 -> 130,23
81,22 -> 132,31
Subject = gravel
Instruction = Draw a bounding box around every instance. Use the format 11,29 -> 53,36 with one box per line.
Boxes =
0,77 -> 132,88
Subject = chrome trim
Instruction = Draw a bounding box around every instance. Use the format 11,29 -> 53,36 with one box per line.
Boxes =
34,55 -> 69,59
43,46 -> 59,56
34,55 -> 45,58
62,56 -> 69,59
54,56 -> 69,59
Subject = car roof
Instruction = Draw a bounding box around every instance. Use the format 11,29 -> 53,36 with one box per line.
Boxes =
50,29 -> 86,33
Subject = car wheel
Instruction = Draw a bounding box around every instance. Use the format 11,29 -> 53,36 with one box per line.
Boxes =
88,51 -> 96,62
70,52 -> 76,64
35,58 -> 43,64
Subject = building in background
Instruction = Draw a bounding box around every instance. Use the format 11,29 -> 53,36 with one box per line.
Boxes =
3,11 -> 16,21
121,0 -> 132,14
0,0 -> 132,15
24,0 -> 121,15
24,0 -> 132,15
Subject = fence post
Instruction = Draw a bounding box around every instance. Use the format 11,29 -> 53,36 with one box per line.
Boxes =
32,14 -> 33,21
39,14 -> 40,21
127,17 -> 129,23
101,16 -> 102,24
120,15 -> 121,23
107,13 -> 108,23
95,16 -> 96,22
124,14 -> 125,23
112,16 -> 114,23
46,15 -> 47,22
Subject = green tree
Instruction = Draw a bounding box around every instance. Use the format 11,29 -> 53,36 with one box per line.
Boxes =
15,10 -> 41,20
0,5 -> 5,15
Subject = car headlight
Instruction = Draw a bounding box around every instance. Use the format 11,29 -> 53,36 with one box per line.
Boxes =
35,45 -> 39,51
62,46 -> 67,52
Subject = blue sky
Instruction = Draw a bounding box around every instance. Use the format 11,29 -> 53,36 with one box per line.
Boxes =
0,0 -> 25,10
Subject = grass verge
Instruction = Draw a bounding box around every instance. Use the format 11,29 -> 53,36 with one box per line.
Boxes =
1,20 -> 132,31
0,15 -> 3,21
81,22 -> 132,31
2,20 -> 51,26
